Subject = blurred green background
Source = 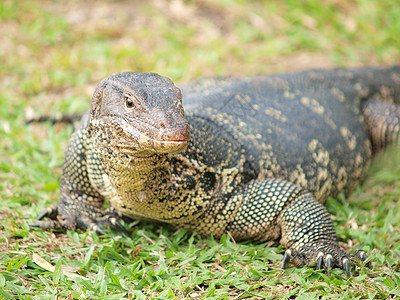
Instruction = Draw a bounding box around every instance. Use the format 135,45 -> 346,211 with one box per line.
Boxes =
1,0 -> 400,298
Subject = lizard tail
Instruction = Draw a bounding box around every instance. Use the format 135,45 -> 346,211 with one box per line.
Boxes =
26,113 -> 83,125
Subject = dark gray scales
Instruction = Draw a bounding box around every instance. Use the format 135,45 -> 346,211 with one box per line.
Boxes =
31,66 -> 400,277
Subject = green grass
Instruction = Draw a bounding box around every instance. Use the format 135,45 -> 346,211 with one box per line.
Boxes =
1,0 -> 400,298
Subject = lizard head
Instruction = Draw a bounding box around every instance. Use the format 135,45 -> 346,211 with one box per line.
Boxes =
88,72 -> 190,158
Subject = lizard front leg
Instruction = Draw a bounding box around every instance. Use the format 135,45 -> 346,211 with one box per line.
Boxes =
225,178 -> 370,277
30,123 -> 127,235
30,192 -> 126,236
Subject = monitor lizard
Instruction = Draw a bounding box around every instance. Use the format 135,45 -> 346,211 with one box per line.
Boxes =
30,67 -> 400,277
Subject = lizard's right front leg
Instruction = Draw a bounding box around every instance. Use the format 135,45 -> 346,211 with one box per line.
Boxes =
30,193 -> 126,236
30,124 -> 127,235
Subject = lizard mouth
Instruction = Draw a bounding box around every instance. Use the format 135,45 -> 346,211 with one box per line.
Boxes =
107,116 -> 190,155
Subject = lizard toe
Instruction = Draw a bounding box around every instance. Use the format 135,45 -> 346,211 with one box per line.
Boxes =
353,249 -> 372,269
109,217 -> 129,236
316,252 -> 324,270
73,209 -> 129,236
88,223 -> 108,236
325,254 -> 333,277
31,202 -> 129,235
343,257 -> 351,278
95,216 -> 129,235
36,205 -> 59,221
29,219 -> 76,232
281,250 -> 291,269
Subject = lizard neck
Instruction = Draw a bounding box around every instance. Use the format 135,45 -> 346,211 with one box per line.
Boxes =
97,149 -> 209,224
98,150 -> 174,219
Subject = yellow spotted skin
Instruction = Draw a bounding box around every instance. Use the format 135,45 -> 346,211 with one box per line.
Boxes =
33,67 -> 400,274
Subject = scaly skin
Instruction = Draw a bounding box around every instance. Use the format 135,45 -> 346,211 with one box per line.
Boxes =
31,67 -> 400,277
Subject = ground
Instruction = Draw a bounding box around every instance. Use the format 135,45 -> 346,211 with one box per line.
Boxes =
1,0 -> 400,298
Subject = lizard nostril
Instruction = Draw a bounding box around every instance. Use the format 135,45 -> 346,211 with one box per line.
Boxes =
160,122 -> 166,129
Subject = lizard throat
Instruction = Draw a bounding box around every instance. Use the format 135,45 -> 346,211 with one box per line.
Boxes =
98,149 -> 176,219
97,149 -> 205,224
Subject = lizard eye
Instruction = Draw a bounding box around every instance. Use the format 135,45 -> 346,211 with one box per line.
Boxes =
125,96 -> 134,109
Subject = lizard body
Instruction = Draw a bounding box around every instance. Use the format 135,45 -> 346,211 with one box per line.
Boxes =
32,67 -> 400,276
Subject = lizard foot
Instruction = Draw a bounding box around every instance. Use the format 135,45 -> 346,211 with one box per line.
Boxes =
30,205 -> 128,236
280,242 -> 371,278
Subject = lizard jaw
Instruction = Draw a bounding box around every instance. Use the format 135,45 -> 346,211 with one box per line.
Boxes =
96,115 -> 190,156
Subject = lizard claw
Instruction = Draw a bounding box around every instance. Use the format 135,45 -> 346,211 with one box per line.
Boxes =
316,253 -> 323,270
97,209 -> 129,236
89,224 -> 108,236
36,205 -> 58,220
325,254 -> 332,277
281,250 -> 291,269
30,206 -> 64,231
353,249 -> 372,269
109,217 -> 129,236
343,257 -> 351,278
280,244 -> 370,278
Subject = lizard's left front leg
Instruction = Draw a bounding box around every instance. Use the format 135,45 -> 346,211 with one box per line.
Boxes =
225,178 -> 370,277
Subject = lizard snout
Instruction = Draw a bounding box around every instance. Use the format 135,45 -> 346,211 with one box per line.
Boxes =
152,109 -> 190,143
